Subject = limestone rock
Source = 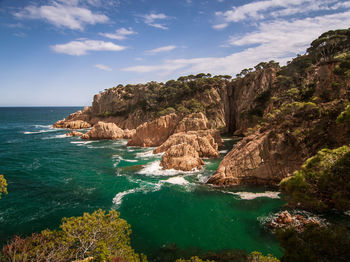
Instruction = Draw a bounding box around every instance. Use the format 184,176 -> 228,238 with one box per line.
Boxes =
66,131 -> 83,137
81,122 -> 125,140
127,114 -> 180,147
207,130 -> 303,186
54,120 -> 91,129
154,131 -> 220,158
161,143 -> 204,171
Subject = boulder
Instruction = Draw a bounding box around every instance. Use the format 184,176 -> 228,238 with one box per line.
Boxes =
161,143 -> 204,171
127,114 -> 180,147
81,122 -> 125,140
154,131 -> 220,158
207,130 -> 303,186
66,131 -> 84,137
54,120 -> 91,129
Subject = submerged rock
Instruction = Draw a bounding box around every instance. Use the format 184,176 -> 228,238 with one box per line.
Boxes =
81,121 -> 130,140
161,143 -> 204,171
127,113 -> 180,147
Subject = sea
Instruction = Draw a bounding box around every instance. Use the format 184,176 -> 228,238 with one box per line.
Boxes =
0,107 -> 284,260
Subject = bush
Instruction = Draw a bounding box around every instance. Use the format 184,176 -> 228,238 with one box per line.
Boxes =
1,209 -> 147,262
276,223 -> 350,262
336,104 -> 350,125
280,145 -> 350,211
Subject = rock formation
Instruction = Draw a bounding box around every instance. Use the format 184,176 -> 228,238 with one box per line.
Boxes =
66,131 -> 84,137
81,122 -> 133,140
154,131 -> 220,158
160,143 -> 204,171
207,131 -> 303,186
54,120 -> 91,129
127,114 -> 180,147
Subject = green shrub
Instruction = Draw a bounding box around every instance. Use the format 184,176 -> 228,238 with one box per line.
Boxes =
1,209 -> 147,262
336,104 -> 350,125
280,145 -> 350,211
0,174 -> 7,199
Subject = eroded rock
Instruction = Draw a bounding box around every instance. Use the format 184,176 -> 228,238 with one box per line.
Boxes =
81,122 -> 126,140
127,114 -> 180,147
161,143 -> 204,171
54,120 -> 91,129
66,131 -> 84,137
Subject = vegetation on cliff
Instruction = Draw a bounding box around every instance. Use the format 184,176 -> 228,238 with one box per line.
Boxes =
0,174 -> 7,199
280,145 -> 350,212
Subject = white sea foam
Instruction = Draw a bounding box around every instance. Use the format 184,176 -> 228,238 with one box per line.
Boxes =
23,129 -> 56,134
219,150 -> 228,153
225,191 -> 280,200
162,176 -> 189,185
113,140 -> 128,146
197,173 -> 209,183
135,150 -> 162,159
42,134 -> 67,139
138,161 -> 181,176
70,141 -> 93,144
113,188 -> 137,206
124,159 -> 138,162
344,210 -> 350,216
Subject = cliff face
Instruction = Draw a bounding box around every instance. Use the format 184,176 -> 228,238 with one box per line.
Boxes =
208,60 -> 350,186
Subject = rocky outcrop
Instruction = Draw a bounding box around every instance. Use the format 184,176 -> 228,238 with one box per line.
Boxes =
154,131 -> 220,158
81,122 -> 133,140
207,130 -> 303,186
174,112 -> 210,133
127,114 -> 180,147
160,143 -> 204,171
66,131 -> 84,137
267,211 -> 323,232
54,120 -> 91,129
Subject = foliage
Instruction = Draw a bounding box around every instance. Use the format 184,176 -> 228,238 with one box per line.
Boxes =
0,174 -> 7,199
336,104 -> 350,124
248,252 -> 280,262
276,223 -> 350,262
307,29 -> 350,62
1,209 -> 146,262
280,145 -> 350,211
175,256 -> 214,262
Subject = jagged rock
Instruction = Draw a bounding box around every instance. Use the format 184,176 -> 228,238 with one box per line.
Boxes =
207,130 -> 303,186
54,120 -> 91,129
161,143 -> 204,171
127,114 -> 180,147
268,211 -> 322,232
66,131 -> 83,137
174,112 -> 210,133
154,131 -> 220,158
123,129 -> 136,139
81,122 -> 126,140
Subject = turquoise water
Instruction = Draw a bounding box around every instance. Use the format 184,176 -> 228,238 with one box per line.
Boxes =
0,107 -> 284,260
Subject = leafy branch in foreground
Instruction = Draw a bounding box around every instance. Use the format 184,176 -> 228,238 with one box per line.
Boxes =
1,209 -> 147,262
0,174 -> 7,199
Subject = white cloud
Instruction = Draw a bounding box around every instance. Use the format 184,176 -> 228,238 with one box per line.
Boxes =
146,45 -> 177,54
94,64 -> 112,71
51,39 -> 126,55
215,0 -> 343,23
212,23 -> 228,30
142,13 -> 169,30
123,10 -> 350,76
14,2 -> 109,30
99,27 -> 136,40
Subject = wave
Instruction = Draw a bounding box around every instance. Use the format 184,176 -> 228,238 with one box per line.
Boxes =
219,150 -> 229,153
70,141 -> 93,144
138,161 -> 191,176
224,191 -> 280,200
113,188 -> 137,206
23,129 -> 57,134
135,150 -> 162,159
42,134 -> 67,140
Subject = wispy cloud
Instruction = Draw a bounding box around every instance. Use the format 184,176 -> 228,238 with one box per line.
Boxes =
14,1 -> 109,30
142,13 -> 170,30
99,27 -> 136,40
123,10 -> 350,76
94,64 -> 112,71
215,0 -> 344,24
212,23 -> 228,30
146,45 -> 177,54
51,39 -> 126,55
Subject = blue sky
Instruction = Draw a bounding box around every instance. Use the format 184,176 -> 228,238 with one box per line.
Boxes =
1,0 -> 350,106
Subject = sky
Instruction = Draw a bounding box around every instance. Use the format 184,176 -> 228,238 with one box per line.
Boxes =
1,0 -> 350,106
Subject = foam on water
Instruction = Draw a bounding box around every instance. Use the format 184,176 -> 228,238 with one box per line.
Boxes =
344,210 -> 350,216
71,141 -> 93,144
113,188 -> 137,206
138,161 -> 184,176
162,176 -> 189,185
225,191 -> 280,200
219,150 -> 228,153
135,150 -> 162,159
42,134 -> 67,139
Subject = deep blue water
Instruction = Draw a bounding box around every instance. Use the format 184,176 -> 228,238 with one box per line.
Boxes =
0,107 -> 284,260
